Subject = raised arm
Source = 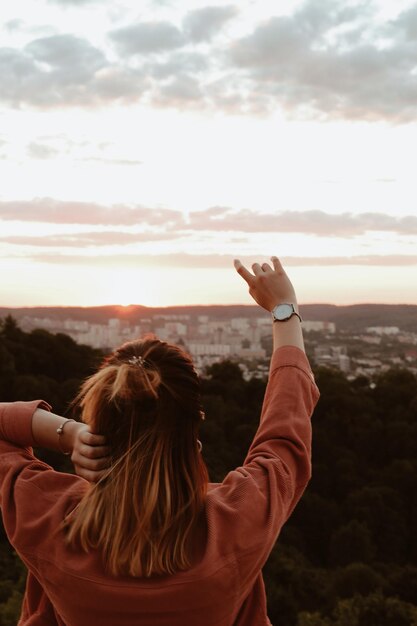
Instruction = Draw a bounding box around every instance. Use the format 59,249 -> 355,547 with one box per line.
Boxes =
231,256 -> 318,536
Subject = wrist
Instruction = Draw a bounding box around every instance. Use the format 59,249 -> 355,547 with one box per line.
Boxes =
271,302 -> 301,322
58,420 -> 82,455
272,311 -> 305,353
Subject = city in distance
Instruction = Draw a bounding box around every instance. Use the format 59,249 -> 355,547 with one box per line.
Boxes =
1,303 -> 416,381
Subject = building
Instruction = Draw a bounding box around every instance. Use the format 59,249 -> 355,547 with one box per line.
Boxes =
303,320 -> 336,333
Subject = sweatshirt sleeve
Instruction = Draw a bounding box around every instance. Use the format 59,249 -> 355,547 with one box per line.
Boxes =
0,400 -> 52,451
243,345 -> 319,515
0,401 -> 85,555
208,346 -> 319,591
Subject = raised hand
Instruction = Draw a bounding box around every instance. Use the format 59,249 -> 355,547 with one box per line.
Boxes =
234,256 -> 304,352
234,256 -> 297,312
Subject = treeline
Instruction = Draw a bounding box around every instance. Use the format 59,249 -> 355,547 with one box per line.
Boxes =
0,316 -> 102,412
1,317 -> 417,625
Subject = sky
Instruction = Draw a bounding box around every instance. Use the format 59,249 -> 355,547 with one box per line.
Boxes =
1,0 -> 417,308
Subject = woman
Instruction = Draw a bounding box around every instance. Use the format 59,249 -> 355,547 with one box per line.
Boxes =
0,257 -> 319,626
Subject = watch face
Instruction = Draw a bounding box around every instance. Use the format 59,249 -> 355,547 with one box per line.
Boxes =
273,303 -> 294,320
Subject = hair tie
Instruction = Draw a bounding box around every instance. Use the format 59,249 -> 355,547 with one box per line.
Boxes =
127,356 -> 148,368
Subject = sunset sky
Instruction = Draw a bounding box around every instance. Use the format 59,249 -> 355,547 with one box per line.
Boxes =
1,0 -> 417,307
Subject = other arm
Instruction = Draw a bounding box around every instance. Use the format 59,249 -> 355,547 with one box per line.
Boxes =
32,408 -> 110,482
0,402 -> 109,483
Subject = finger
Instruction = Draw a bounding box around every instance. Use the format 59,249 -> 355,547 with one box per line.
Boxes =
87,457 -> 111,471
262,263 -> 273,273
271,256 -> 284,273
79,444 -> 111,459
74,455 -> 111,471
77,468 -> 106,484
234,259 -> 254,285
80,430 -> 107,446
252,263 -> 263,276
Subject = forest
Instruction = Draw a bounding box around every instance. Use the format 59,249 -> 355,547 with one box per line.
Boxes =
0,315 -> 417,626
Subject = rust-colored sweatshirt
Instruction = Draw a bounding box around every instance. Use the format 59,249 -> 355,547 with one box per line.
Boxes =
0,346 -> 319,626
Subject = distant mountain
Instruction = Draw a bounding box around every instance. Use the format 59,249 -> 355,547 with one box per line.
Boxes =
0,303 -> 416,332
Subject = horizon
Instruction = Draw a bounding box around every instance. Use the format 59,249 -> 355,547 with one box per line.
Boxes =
1,0 -> 417,307
2,301 -> 417,311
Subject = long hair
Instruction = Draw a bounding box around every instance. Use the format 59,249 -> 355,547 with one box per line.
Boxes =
65,335 -> 209,578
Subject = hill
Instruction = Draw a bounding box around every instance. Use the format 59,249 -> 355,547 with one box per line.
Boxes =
0,303 -> 416,332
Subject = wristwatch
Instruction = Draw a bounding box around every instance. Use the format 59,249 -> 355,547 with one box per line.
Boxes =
271,303 -> 302,323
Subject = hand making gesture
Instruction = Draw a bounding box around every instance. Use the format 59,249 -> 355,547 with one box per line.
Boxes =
234,256 -> 297,312
234,256 -> 304,352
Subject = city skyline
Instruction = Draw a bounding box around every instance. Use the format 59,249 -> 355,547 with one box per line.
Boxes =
1,0 -> 417,307
9,305 -> 417,380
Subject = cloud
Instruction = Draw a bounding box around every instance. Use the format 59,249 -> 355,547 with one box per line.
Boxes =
47,0 -> 100,5
80,157 -> 143,165
0,35 -> 146,109
0,35 -> 105,109
25,139 -> 142,164
4,19 -> 24,33
91,66 -> 148,105
154,74 -> 203,108
27,252 -> 417,268
27,142 -> 61,160
144,51 -> 208,79
0,198 -> 183,226
1,1 -> 416,121
1,199 -> 417,237
25,34 -> 106,78
182,6 -> 238,43
393,4 -> 417,41
0,231 -> 177,247
227,0 -> 417,121
108,22 -> 185,55
0,48 -> 39,107
188,207 -> 417,236
283,255 -> 417,266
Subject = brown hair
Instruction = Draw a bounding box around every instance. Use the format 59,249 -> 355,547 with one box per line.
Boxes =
65,335 -> 209,578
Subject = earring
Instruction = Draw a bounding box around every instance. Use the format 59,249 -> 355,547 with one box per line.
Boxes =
197,439 -> 202,452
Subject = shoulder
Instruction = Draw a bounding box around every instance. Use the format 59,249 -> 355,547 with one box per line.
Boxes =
205,470 -> 276,552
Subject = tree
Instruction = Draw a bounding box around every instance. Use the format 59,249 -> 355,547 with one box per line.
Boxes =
0,316 -> 23,342
298,593 -> 417,626
329,521 -> 375,566
205,360 -> 244,382
333,592 -> 417,626
331,563 -> 385,599
373,369 -> 417,420
345,487 -> 407,562
297,613 -> 330,626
